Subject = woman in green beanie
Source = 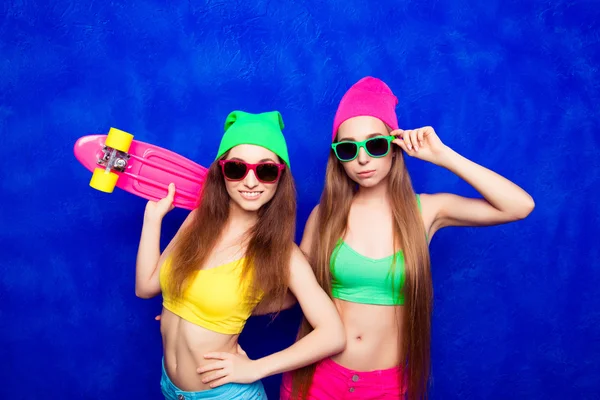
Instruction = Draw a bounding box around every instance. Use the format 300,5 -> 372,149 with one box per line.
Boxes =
135,110 -> 346,399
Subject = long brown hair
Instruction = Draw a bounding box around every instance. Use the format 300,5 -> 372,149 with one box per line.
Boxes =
291,144 -> 433,400
167,154 -> 297,309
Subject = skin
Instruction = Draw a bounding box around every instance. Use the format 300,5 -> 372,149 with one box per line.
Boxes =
137,144 -> 346,391
256,116 -> 535,372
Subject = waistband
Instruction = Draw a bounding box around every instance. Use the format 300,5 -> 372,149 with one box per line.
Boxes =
161,358 -> 266,400
317,357 -> 405,385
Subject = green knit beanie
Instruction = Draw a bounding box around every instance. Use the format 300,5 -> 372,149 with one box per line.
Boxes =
215,110 -> 290,167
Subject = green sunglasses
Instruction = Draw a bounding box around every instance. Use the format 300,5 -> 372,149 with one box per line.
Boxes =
331,135 -> 396,162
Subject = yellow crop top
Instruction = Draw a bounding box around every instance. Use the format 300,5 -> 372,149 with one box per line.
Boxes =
159,257 -> 263,335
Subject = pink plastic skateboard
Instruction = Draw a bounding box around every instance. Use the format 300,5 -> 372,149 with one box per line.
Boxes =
74,128 -> 208,210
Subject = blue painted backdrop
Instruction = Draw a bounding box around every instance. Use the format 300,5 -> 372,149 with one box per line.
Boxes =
1,0 -> 598,399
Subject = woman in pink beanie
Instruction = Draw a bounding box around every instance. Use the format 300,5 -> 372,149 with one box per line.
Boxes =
281,76 -> 535,400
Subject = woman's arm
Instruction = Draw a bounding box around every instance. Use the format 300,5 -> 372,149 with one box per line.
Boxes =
393,127 -> 535,237
250,205 -> 320,315
135,184 -> 195,298
198,243 -> 345,388
251,245 -> 345,376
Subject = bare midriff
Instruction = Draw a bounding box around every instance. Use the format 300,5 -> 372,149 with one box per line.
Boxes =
330,299 -> 404,371
160,308 -> 239,391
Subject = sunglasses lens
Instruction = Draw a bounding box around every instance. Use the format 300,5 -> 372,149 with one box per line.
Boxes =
256,163 -> 280,182
335,142 -> 358,161
223,161 -> 247,180
366,138 -> 390,157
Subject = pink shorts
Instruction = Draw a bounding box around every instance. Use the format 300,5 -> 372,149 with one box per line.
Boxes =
280,358 -> 406,400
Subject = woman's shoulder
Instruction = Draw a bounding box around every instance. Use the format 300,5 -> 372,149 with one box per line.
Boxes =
306,203 -> 321,227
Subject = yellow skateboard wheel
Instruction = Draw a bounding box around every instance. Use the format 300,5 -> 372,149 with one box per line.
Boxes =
90,168 -> 119,193
105,127 -> 134,152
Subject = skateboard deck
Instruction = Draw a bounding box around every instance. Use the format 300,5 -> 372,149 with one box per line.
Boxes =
74,128 -> 208,210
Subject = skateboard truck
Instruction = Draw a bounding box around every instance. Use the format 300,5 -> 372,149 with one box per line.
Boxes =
88,128 -> 135,193
97,145 -> 131,173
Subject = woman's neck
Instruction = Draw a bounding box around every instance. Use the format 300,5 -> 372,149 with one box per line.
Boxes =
354,177 -> 390,206
226,201 -> 258,236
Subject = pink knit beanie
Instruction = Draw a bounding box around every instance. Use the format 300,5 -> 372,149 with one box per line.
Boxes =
331,76 -> 399,141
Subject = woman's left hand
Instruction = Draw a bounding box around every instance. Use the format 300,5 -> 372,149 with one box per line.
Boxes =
197,345 -> 259,388
392,126 -> 449,165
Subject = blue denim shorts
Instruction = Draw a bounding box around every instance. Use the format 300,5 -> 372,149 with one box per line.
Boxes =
160,358 -> 268,400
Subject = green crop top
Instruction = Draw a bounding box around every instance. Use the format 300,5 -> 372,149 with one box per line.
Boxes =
330,194 -> 423,306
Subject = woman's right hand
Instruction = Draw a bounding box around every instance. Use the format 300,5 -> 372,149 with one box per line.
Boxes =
144,183 -> 176,222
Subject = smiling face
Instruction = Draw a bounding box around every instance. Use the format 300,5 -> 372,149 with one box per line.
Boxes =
221,144 -> 284,212
335,116 -> 395,188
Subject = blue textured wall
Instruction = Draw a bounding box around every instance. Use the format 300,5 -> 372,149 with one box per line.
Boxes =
1,1 -> 598,399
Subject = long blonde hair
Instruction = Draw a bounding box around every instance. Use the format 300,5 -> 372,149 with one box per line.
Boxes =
291,144 -> 433,400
